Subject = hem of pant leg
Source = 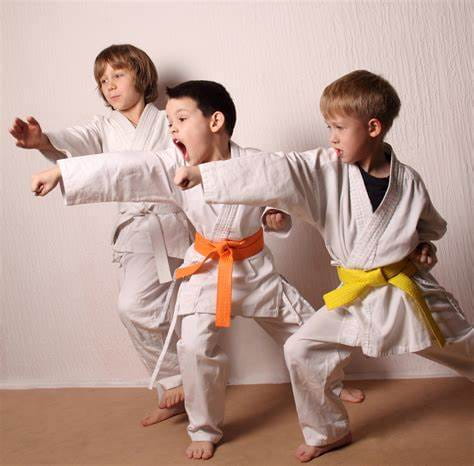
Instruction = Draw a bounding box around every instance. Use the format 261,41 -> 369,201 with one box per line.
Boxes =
188,433 -> 222,444
304,430 -> 351,447
158,374 -> 183,391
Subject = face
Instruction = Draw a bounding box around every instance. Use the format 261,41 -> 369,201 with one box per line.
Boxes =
166,97 -> 215,165
325,114 -> 376,164
99,63 -> 143,112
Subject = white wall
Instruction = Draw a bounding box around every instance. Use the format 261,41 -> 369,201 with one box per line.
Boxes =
1,0 -> 472,388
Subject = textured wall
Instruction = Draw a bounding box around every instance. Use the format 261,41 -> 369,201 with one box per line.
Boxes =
1,1 -> 472,388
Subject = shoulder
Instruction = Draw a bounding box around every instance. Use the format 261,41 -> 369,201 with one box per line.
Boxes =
154,146 -> 184,167
392,152 -> 431,198
295,147 -> 341,174
89,112 -> 113,129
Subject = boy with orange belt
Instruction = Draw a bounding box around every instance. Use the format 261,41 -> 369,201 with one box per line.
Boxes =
30,80 -> 364,460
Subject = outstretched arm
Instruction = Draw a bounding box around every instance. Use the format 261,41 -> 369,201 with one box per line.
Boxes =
31,149 -> 183,207
180,149 -> 332,227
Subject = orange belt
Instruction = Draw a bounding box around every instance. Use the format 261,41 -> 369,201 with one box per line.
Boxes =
175,228 -> 264,327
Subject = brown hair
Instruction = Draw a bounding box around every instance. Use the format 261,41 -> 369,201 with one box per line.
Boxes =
320,70 -> 401,132
94,44 -> 158,106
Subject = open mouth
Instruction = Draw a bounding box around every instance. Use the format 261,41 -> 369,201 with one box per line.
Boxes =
173,139 -> 189,162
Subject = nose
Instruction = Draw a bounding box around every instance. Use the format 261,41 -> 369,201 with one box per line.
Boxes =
330,130 -> 339,144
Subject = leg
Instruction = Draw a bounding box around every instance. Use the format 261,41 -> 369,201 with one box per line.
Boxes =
283,310 -> 355,462
256,280 -> 364,404
414,276 -> 474,381
416,328 -> 474,381
117,253 -> 185,424
177,313 -> 228,459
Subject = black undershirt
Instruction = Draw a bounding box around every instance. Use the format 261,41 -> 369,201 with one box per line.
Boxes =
359,167 -> 389,212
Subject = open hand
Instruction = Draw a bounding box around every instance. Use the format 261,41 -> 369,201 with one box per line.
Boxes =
10,116 -> 44,149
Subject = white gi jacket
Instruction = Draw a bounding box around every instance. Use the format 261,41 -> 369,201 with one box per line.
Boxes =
57,142 -> 307,321
42,104 -> 191,280
198,145 -> 472,356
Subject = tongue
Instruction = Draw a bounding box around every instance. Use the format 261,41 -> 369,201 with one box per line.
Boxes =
181,144 -> 189,161
175,141 -> 188,160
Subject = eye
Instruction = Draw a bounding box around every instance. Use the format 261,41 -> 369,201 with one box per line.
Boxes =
178,117 -> 186,122
100,79 -> 107,84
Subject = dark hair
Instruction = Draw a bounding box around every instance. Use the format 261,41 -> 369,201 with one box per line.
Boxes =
94,44 -> 158,107
166,80 -> 236,136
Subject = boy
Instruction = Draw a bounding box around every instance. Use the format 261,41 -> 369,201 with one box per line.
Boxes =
30,80 -> 364,460
10,44 -> 192,425
174,70 -> 473,462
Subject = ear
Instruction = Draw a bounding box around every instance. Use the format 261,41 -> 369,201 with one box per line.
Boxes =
209,111 -> 226,133
368,118 -> 383,138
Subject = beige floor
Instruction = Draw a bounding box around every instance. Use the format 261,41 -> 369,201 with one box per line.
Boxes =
1,378 -> 473,466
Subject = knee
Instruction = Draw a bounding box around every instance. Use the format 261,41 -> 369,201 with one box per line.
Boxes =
117,291 -> 141,324
177,335 -> 206,360
177,328 -> 222,364
284,334 -> 311,365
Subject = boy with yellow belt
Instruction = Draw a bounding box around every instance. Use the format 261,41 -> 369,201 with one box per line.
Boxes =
175,70 -> 473,462
30,80 -> 364,460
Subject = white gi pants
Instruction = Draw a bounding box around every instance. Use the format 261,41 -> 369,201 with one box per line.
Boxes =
117,252 -> 183,399
284,312 -> 474,446
176,282 -> 337,443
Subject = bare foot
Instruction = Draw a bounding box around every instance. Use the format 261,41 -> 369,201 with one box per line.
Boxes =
140,401 -> 185,427
340,386 -> 365,403
295,432 -> 352,462
185,441 -> 215,460
159,385 -> 185,409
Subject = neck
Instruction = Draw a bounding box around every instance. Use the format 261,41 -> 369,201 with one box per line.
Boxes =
208,136 -> 231,162
120,98 -> 146,127
358,140 -> 389,177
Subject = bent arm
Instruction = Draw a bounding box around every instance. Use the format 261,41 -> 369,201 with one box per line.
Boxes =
41,119 -> 104,162
36,134 -> 65,160
416,178 -> 447,242
58,150 -> 182,207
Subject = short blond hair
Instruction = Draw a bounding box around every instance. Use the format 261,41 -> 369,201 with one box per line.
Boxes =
94,44 -> 158,107
320,70 -> 401,132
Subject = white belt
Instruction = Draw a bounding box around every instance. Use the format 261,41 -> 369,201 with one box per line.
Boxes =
112,203 -> 181,283
148,280 -> 180,389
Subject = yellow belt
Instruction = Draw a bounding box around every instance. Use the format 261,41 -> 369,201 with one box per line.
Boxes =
323,259 -> 445,347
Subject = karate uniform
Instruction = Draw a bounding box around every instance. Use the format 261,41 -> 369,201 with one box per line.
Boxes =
56,142 -> 326,443
198,144 -> 474,445
41,104 -> 192,397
